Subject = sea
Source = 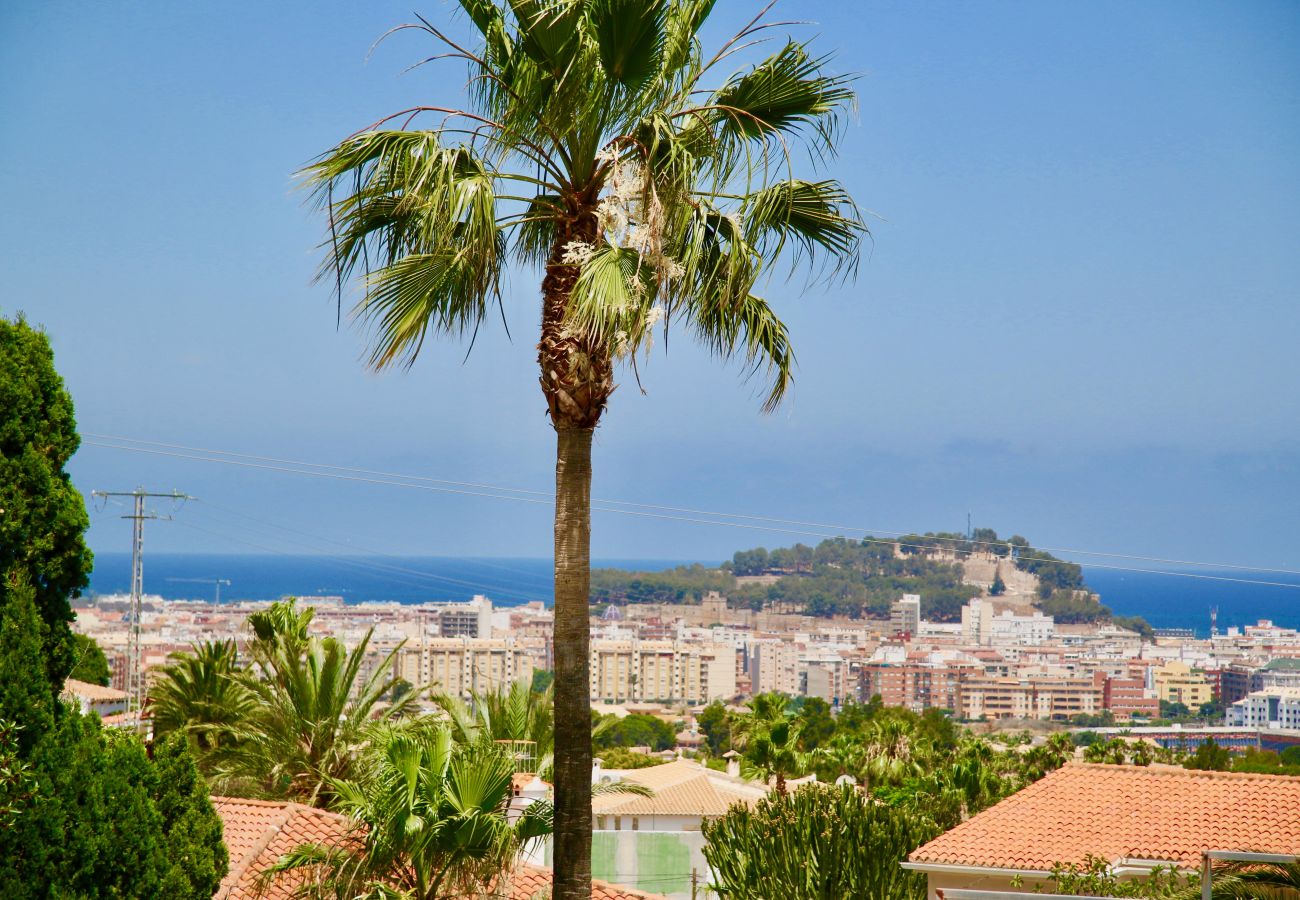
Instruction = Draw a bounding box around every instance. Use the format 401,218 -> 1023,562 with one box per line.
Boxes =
86,553 -> 1300,637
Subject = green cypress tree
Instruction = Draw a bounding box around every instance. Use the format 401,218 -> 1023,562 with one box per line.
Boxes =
0,314 -> 93,689
151,733 -> 229,899
68,633 -> 112,687
0,316 -> 226,899
0,573 -> 57,752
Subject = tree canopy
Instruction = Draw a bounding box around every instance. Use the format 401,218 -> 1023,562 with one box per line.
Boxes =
0,314 -> 93,690
593,529 -> 1106,623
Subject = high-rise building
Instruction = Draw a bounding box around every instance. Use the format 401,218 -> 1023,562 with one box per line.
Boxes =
889,594 -> 922,638
433,595 -> 493,638
1152,661 -> 1213,708
747,640 -> 800,696
1227,688 -> 1300,729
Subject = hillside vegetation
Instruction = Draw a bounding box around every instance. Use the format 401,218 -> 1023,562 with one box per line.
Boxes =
590,530 -> 1108,623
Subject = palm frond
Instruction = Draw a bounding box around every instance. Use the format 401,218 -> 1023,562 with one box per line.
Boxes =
565,244 -> 657,350
588,0 -> 669,92
301,131 -> 505,370
308,2 -> 863,411
745,178 -> 863,277
709,40 -> 854,159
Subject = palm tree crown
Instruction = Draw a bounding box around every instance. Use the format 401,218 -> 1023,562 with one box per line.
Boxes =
304,0 -> 863,418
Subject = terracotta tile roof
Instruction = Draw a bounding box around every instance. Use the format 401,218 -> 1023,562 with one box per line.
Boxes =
213,797 -> 663,900
212,796 -> 352,899
592,759 -> 761,818
513,772 -> 550,794
908,763 -> 1300,872
62,678 -> 128,702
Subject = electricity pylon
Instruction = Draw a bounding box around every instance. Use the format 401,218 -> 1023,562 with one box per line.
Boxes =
91,488 -> 191,729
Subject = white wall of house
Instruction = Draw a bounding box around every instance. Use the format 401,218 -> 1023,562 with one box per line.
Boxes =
593,813 -> 703,833
923,870 -> 1046,899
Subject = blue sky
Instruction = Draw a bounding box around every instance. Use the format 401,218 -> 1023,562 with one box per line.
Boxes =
2,1 -> 1297,570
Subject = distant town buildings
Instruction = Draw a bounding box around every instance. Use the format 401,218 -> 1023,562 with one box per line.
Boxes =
1228,688 -> 1300,730
392,637 -> 533,698
72,580 -> 1300,730
590,639 -> 737,705
1152,660 -> 1214,708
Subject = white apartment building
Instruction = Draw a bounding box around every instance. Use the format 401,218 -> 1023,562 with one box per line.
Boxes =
889,594 -> 922,638
747,639 -> 801,696
962,599 -> 1054,647
430,595 -> 494,638
394,637 -> 532,697
589,639 -> 737,704
1227,688 -> 1300,729
801,653 -> 853,705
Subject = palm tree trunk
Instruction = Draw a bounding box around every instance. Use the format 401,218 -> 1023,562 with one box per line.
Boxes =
552,424 -> 594,900
539,216 -> 608,900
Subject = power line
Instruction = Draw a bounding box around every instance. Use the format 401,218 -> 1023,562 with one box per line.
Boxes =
85,432 -> 1300,577
170,516 -> 541,602
82,436 -> 1300,590
192,505 -> 547,601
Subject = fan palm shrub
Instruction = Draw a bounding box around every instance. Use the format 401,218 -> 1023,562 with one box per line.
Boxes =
434,679 -> 554,773
265,727 -> 550,900
1196,860 -> 1300,898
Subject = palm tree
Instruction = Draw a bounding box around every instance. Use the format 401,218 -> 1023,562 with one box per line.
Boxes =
265,727 -> 551,900
304,6 -> 863,894
1020,732 -> 1074,782
813,733 -> 867,785
1083,737 -> 1131,765
861,719 -> 927,787
246,597 -> 314,675
738,717 -> 805,796
1194,860 -> 1300,898
148,639 -> 254,756
732,694 -> 805,795
212,624 -> 422,805
434,679 -> 555,773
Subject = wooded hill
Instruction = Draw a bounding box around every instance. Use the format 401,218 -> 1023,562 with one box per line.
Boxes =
590,530 -> 1110,624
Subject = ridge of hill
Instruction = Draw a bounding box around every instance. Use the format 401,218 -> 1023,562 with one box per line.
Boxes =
590,530 -> 1113,624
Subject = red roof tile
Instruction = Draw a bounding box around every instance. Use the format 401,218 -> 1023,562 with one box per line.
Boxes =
213,797 -> 353,900
213,797 -> 663,900
908,763 -> 1300,872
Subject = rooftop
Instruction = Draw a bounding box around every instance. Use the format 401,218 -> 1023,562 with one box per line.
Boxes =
593,759 -> 763,818
908,763 -> 1300,873
61,678 -> 128,702
212,796 -> 662,900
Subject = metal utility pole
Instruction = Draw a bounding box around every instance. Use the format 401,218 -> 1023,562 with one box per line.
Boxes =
91,488 -> 191,728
